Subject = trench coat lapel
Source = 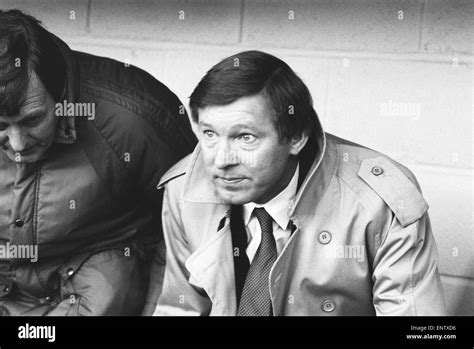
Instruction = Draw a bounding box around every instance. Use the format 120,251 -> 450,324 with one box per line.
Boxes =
184,217 -> 237,315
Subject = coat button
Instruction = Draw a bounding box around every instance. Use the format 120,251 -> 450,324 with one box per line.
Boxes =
14,219 -> 24,228
322,299 -> 336,312
66,267 -> 75,277
371,166 -> 384,176
3,285 -> 10,293
318,231 -> 332,244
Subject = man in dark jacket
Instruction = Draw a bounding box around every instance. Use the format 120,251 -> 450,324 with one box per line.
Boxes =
0,9 -> 197,315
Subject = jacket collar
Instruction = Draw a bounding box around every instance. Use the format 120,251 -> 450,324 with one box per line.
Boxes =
184,217 -> 238,315
50,33 -> 80,145
181,115 -> 337,227
182,145 -> 227,204
289,132 -> 336,226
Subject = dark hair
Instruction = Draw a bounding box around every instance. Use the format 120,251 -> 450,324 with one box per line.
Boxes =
189,50 -> 319,143
0,9 -> 66,116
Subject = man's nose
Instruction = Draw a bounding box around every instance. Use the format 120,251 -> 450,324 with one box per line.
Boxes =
214,140 -> 239,169
8,128 -> 28,152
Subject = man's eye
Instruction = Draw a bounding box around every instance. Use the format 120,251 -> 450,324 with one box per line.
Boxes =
0,123 -> 7,131
239,134 -> 256,143
203,130 -> 216,139
23,115 -> 41,126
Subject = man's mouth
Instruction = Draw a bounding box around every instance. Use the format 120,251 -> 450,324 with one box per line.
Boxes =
19,147 -> 34,155
215,176 -> 247,185
2,146 -> 36,159
14,146 -> 35,156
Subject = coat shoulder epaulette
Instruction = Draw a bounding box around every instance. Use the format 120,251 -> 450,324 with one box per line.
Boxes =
357,155 -> 428,227
157,154 -> 191,189
330,135 -> 428,227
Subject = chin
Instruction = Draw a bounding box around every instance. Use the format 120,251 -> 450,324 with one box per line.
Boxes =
217,189 -> 256,205
22,155 -> 42,163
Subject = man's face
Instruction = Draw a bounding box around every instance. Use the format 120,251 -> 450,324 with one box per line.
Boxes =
0,72 -> 58,163
198,94 -> 306,205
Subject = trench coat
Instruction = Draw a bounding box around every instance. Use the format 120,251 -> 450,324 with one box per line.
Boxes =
152,121 -> 446,316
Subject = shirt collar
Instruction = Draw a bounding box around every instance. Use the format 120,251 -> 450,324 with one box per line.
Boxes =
243,163 -> 299,230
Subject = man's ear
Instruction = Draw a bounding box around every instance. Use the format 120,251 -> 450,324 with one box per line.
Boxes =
289,131 -> 309,156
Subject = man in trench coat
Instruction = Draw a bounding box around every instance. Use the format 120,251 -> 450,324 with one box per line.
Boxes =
151,50 -> 446,316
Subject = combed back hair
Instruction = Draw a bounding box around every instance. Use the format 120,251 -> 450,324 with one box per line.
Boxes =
0,9 -> 66,116
189,50 -> 319,143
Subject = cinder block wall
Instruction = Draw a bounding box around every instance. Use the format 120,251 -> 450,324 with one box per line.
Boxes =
2,0 -> 472,315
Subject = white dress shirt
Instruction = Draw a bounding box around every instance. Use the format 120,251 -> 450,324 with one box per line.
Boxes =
243,164 -> 299,263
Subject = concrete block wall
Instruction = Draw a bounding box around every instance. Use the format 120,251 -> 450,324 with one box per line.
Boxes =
1,0 -> 472,315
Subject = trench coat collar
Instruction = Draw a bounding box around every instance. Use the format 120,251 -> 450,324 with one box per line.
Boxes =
184,216 -> 238,315
289,131 -> 337,227
181,145 -> 226,204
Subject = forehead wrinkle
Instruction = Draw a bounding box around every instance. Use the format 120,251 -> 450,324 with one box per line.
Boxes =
20,92 -> 45,106
201,109 -> 258,125
201,114 -> 264,134
203,108 -> 258,120
17,72 -> 51,115
199,94 -> 275,133
0,109 -> 42,123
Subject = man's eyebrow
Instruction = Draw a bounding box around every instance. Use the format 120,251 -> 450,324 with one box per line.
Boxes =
198,121 -> 212,128
198,121 -> 259,131
0,109 -> 46,123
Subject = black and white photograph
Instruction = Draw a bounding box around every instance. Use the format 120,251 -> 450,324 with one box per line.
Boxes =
0,0 -> 472,346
